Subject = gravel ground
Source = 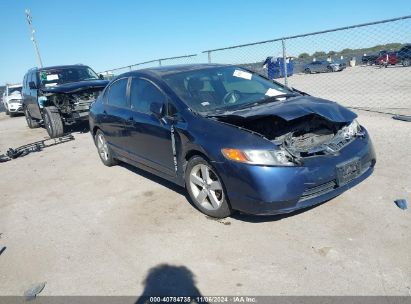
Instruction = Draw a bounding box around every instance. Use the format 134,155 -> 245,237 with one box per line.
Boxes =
282,65 -> 411,114
0,107 -> 410,296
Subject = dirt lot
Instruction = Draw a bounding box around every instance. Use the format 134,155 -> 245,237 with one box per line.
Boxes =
283,65 -> 411,114
0,109 -> 410,295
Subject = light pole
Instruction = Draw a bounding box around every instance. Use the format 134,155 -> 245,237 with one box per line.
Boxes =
25,9 -> 43,68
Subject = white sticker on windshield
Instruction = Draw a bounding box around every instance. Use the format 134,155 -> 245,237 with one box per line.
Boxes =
47,74 -> 59,81
45,83 -> 57,87
233,70 -> 252,80
265,88 -> 284,97
201,101 -> 210,106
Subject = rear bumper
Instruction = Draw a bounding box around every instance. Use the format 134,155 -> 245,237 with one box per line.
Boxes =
216,129 -> 376,215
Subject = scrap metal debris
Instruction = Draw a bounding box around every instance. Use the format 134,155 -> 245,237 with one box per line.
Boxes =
24,282 -> 46,300
393,115 -> 411,122
0,134 -> 74,162
394,199 -> 408,210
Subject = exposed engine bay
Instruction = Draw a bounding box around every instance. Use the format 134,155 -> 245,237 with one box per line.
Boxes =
215,114 -> 363,160
43,88 -> 103,121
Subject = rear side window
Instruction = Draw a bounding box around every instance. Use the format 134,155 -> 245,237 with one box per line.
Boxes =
107,78 -> 128,108
130,78 -> 166,114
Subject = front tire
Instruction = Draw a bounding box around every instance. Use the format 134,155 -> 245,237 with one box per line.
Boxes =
402,58 -> 411,67
5,108 -> 9,115
95,129 -> 118,167
185,156 -> 232,218
304,68 -> 311,74
43,106 -> 64,138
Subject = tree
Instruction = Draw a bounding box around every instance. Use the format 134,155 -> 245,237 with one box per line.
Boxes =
298,52 -> 310,59
341,48 -> 353,54
312,51 -> 326,58
327,51 -> 336,56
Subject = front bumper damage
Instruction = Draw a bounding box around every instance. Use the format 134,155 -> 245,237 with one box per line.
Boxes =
216,129 -> 376,215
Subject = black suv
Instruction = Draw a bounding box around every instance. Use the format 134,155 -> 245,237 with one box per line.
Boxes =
22,64 -> 109,138
397,44 -> 411,66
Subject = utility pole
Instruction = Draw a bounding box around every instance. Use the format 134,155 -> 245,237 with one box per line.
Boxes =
25,9 -> 43,68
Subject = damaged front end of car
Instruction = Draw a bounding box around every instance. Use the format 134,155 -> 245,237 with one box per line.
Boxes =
210,97 -> 366,165
41,82 -> 107,124
205,96 -> 376,215
44,89 -> 102,123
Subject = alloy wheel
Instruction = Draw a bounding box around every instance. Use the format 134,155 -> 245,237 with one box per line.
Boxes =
189,164 -> 224,211
97,133 -> 109,161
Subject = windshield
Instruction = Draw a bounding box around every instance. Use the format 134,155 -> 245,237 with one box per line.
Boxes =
163,66 -> 291,114
39,66 -> 99,87
8,87 -> 22,94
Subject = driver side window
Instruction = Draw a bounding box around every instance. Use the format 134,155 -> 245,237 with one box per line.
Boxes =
130,78 -> 166,114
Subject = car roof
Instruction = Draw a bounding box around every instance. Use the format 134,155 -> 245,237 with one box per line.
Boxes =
123,63 -> 231,78
38,64 -> 89,71
28,64 -> 90,73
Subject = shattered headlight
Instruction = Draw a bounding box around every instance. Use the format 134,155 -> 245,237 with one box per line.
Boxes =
222,148 -> 295,166
342,119 -> 361,139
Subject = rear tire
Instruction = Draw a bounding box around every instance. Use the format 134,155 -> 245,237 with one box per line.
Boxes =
24,107 -> 40,128
327,66 -> 333,72
43,106 -> 64,138
185,156 -> 232,218
94,129 -> 118,167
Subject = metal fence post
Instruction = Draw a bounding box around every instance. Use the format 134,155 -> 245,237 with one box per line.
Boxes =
207,51 -> 211,63
281,39 -> 288,87
158,60 -> 162,66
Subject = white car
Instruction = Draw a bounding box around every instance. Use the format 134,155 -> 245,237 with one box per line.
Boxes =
3,84 -> 23,117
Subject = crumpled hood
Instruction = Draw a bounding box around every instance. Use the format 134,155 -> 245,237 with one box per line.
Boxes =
41,79 -> 109,94
217,96 -> 357,123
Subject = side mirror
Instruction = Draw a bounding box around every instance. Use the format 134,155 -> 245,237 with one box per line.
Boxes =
29,81 -> 37,89
150,102 -> 163,118
99,74 -> 104,80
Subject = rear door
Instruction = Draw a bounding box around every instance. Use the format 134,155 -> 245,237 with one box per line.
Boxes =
100,77 -> 131,157
126,77 -> 175,176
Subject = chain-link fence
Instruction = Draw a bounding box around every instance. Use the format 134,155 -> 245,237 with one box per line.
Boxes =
99,16 -> 410,115
203,15 -> 411,115
98,54 -> 198,80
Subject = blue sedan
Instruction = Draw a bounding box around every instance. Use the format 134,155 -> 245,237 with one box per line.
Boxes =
89,64 -> 376,218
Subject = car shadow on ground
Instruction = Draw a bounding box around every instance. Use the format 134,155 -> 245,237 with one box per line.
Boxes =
135,264 -> 204,303
118,162 -> 199,209
63,121 -> 90,135
119,161 -> 331,223
232,199 -> 331,223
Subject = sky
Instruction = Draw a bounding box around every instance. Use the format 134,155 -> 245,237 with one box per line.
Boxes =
1,0 -> 410,84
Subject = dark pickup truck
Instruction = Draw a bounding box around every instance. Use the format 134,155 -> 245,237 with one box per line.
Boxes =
22,64 -> 109,138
